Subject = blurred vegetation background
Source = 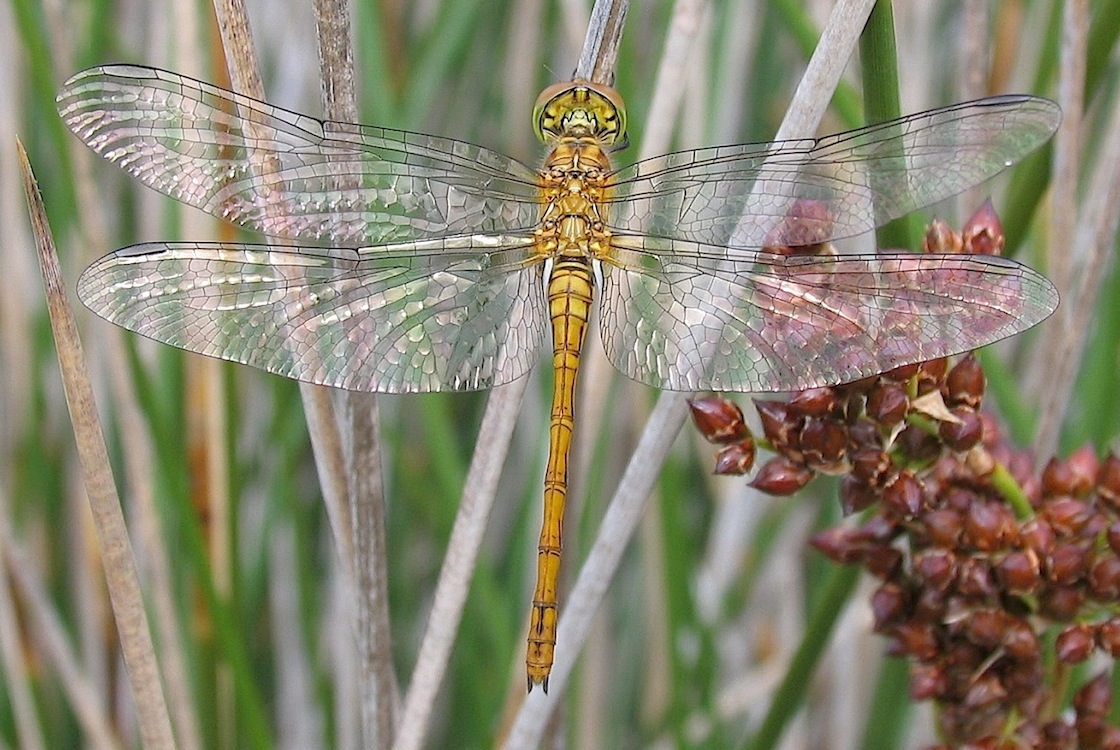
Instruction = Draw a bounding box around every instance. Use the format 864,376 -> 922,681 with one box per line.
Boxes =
3,0 -> 1118,747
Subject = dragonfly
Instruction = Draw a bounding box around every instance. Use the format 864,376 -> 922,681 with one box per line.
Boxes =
58,64 -> 1059,691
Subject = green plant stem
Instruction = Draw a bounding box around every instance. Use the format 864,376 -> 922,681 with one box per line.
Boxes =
858,0 -> 912,251
991,461 -> 1035,519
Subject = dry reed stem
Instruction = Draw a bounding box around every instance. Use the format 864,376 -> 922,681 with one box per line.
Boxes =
393,379 -> 530,750
1051,0 -> 1088,308
211,0 -> 402,745
1032,93 -> 1120,459
1029,0 -> 1086,445
0,501 -> 122,750
110,343 -> 204,750
18,139 -> 175,748
208,0 -> 358,580
269,523 -> 324,746
0,507 -> 45,750
312,0 -> 400,741
956,0 -> 991,218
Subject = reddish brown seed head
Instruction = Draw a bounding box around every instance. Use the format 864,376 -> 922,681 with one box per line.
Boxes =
1056,624 -> 1096,663
714,441 -> 756,475
688,396 -> 749,444
944,354 -> 986,409
961,200 -> 1005,256
922,218 -> 963,254
748,456 -> 814,496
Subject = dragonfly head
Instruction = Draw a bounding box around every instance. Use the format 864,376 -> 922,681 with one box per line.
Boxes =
533,81 -> 628,148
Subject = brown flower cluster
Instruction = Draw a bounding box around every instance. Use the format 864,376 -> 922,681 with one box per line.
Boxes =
690,359 -> 1120,747
688,204 -> 1117,747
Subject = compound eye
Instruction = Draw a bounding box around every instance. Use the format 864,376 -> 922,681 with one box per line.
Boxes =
532,80 -> 628,146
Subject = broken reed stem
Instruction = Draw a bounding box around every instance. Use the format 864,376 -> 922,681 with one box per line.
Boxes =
18,139 -> 176,749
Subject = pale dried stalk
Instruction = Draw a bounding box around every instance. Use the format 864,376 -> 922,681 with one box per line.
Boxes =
956,0 -> 990,218
107,334 -> 204,750
312,0 -> 400,743
207,0 -> 357,577
0,510 -> 45,750
0,502 -> 121,750
502,0 -> 877,745
18,140 -> 175,748
216,0 -> 401,745
1032,94 -> 1120,459
341,391 -> 397,746
392,380 -> 529,750
1030,0 -> 1096,460
270,522 -> 325,748
1049,0 -> 1087,309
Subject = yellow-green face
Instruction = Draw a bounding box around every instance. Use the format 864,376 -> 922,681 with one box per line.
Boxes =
532,80 -> 627,146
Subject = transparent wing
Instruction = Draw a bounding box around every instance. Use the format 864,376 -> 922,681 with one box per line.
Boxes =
598,239 -> 1058,392
78,236 -> 548,392
606,96 -> 1061,249
58,65 -> 542,246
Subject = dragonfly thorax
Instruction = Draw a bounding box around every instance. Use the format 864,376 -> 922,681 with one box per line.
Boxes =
533,80 -> 627,146
537,139 -> 613,258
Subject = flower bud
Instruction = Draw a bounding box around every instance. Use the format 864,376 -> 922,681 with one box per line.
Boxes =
893,621 -> 940,660
1095,616 -> 1120,656
963,609 -> 1007,649
962,673 -> 1007,709
871,581 -> 911,630
996,550 -> 1041,593
922,509 -> 964,547
964,499 -> 1016,551
688,396 -> 749,444
1097,453 -> 1120,507
809,527 -> 865,564
748,456 -> 813,496
838,475 -> 876,515
714,441 -> 756,475
1056,624 -> 1096,663
1088,556 -> 1120,600
1039,585 -> 1085,621
923,218 -> 963,254
1073,672 -> 1112,718
850,447 -> 890,486
944,354 -> 985,408
909,662 -> 947,700
956,557 -> 997,598
916,358 -> 948,393
787,386 -> 839,417
883,471 -> 924,518
961,200 -> 1005,256
753,399 -> 799,449
1020,518 -> 1055,557
799,418 -> 847,470
1042,497 -> 1095,536
939,407 -> 984,451
913,548 -> 957,592
1046,543 -> 1092,585
1002,617 -> 1040,660
866,382 -> 909,427
1043,450 -> 1097,498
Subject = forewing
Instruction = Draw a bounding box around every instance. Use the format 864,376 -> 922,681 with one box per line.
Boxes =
78,237 -> 548,392
607,96 -> 1061,249
598,239 -> 1058,392
58,65 -> 542,246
